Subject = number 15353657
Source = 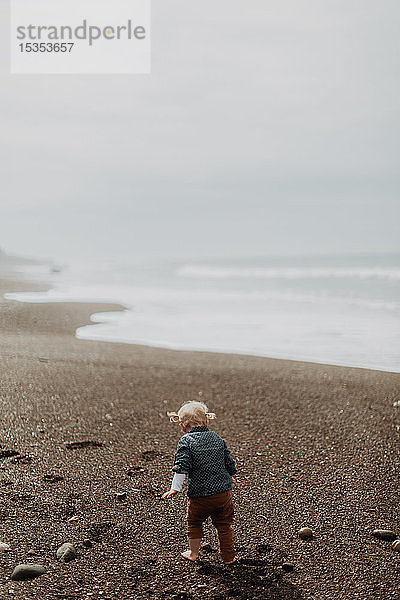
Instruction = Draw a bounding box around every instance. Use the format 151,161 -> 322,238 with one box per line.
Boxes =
19,42 -> 75,52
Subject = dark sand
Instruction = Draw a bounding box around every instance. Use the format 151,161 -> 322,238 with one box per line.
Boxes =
0,278 -> 399,600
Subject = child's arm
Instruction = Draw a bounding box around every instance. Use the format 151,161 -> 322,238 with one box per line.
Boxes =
161,473 -> 187,499
161,437 -> 192,500
224,440 -> 237,477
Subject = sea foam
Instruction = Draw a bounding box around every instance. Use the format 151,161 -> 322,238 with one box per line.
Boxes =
3,254 -> 400,373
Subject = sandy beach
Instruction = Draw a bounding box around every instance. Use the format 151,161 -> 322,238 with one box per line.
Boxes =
0,277 -> 399,600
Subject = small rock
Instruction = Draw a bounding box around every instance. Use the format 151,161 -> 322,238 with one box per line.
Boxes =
0,542 -> 11,552
82,539 -> 93,548
26,550 -> 37,556
11,564 -> 45,581
298,527 -> 313,540
282,562 -> 294,572
115,492 -> 127,501
372,529 -> 397,542
65,440 -> 103,449
56,543 -> 77,563
392,540 -> 400,552
67,515 -> 79,522
43,474 -> 64,483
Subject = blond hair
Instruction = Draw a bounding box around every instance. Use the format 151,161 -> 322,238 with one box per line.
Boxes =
178,401 -> 208,430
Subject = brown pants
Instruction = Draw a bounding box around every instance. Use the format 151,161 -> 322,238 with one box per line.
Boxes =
187,490 -> 235,563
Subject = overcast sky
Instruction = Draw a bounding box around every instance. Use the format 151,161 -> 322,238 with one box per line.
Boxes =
0,0 -> 399,262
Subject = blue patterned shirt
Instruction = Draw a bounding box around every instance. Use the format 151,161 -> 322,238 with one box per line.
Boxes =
172,426 -> 237,498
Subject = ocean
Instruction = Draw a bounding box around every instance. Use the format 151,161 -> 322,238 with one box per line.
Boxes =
3,253 -> 400,373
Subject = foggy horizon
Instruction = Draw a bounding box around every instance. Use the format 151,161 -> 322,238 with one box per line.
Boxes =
1,0 -> 399,262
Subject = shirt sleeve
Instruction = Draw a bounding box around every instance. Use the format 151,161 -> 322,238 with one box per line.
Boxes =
171,472 -> 187,492
172,437 -> 192,474
223,440 -> 237,475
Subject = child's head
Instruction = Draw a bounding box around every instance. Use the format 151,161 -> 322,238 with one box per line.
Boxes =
178,401 -> 209,432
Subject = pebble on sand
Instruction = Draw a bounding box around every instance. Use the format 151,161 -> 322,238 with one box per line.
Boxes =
56,543 -> 77,563
67,515 -> 79,522
82,539 -> 93,548
116,491 -> 127,501
391,540 -> 400,552
65,441 -> 103,449
0,542 -> 11,552
298,527 -> 313,540
372,529 -> 397,542
282,562 -> 295,572
43,474 -> 64,483
11,564 -> 46,581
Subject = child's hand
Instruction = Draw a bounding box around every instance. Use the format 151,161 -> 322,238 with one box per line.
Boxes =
161,489 -> 178,499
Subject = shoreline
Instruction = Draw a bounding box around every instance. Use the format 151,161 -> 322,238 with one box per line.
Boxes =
0,275 -> 399,600
3,277 -> 398,375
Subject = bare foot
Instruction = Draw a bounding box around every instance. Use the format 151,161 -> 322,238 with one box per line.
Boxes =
181,550 -> 198,562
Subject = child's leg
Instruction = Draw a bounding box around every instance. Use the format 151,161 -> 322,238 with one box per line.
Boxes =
215,523 -> 235,563
181,538 -> 202,562
211,491 -> 235,563
183,498 -> 206,561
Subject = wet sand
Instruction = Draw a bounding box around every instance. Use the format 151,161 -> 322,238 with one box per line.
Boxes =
0,277 -> 399,600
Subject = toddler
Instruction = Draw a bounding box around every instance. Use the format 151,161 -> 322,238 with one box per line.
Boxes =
162,401 -> 237,563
